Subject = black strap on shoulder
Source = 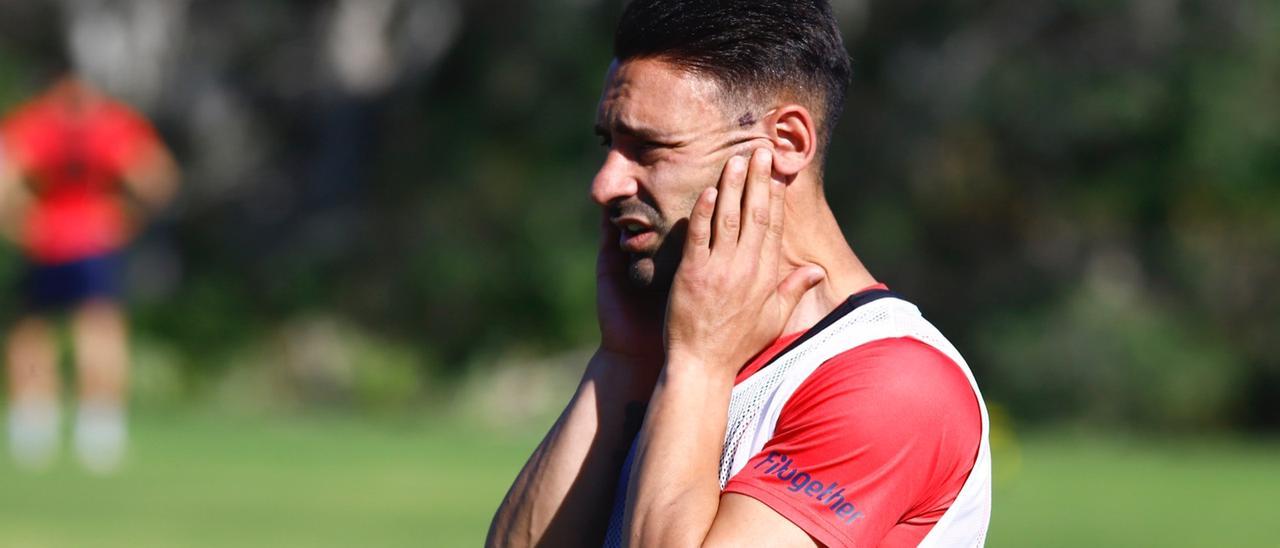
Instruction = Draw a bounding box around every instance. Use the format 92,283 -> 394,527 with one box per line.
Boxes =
757,288 -> 902,372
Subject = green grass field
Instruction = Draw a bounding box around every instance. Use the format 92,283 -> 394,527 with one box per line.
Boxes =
1,411 -> 1276,547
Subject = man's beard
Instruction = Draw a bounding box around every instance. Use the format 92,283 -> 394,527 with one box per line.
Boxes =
612,199 -> 686,291
625,226 -> 686,291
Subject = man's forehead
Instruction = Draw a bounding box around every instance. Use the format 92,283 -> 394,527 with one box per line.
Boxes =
595,58 -> 729,137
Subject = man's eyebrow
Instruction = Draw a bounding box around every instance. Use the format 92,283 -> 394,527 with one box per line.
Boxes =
594,119 -> 676,143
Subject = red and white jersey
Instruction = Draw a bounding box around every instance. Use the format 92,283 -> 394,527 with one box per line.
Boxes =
603,287 -> 990,547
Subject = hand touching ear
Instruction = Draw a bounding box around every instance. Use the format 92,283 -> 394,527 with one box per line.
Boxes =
664,148 -> 825,375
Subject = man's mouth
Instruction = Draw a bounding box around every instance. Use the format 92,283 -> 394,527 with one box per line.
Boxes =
614,218 -> 658,253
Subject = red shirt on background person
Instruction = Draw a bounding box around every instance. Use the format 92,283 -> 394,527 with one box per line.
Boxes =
1,77 -> 168,265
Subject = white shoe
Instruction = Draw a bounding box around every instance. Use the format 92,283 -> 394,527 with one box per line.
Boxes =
73,402 -> 127,475
8,400 -> 60,471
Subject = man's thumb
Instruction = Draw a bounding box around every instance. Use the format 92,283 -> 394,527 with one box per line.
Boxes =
777,265 -> 826,312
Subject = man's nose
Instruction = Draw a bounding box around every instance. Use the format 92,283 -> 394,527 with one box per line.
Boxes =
589,150 -> 638,207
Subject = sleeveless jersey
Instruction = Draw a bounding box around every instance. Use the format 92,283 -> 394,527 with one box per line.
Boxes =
602,291 -> 991,547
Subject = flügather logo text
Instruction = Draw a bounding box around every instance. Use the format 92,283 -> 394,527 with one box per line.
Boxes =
756,451 -> 865,524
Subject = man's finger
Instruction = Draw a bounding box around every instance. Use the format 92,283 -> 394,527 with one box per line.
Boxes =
684,186 -> 718,262
738,148 -> 774,253
598,210 -> 617,249
597,209 -> 625,275
712,155 -> 747,251
775,265 -> 826,318
759,175 -> 787,269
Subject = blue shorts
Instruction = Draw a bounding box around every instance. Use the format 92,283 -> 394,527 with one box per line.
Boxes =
23,253 -> 123,312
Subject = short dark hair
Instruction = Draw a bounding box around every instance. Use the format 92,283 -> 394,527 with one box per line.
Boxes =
614,0 -> 852,153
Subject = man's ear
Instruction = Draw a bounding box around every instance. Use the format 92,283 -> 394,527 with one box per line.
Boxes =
766,104 -> 817,178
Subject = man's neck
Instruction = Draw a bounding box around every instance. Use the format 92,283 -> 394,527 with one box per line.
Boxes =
777,182 -> 877,336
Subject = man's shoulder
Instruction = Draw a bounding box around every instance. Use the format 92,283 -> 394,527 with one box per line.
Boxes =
734,335 -> 983,546
833,336 -> 964,387
779,336 -> 976,427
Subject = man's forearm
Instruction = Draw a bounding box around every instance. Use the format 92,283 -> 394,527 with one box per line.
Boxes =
623,358 -> 735,548
123,147 -> 180,212
0,170 -> 26,244
487,351 -> 658,548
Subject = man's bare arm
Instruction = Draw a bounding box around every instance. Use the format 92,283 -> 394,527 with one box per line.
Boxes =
0,153 -> 29,244
486,351 -> 654,548
490,205 -> 668,547
122,144 -> 180,214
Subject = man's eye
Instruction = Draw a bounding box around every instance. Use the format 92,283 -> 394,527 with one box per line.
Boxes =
631,140 -> 665,157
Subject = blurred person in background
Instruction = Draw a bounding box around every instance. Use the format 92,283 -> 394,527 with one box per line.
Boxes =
0,74 -> 178,474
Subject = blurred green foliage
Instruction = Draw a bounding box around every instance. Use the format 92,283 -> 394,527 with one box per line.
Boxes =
0,1 -> 1276,431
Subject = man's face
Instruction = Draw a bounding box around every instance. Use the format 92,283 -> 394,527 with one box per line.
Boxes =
592,58 -> 761,289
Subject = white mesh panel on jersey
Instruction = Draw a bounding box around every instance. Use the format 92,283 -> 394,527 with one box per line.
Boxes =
718,298 -> 903,487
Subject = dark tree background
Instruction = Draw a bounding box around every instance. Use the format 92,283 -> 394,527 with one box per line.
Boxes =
0,0 -> 1275,430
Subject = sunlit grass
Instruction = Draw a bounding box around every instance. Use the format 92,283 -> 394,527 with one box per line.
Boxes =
0,410 -> 540,548
1,410 -> 1276,547
989,430 -> 1279,547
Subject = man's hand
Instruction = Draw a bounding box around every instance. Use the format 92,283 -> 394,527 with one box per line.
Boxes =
664,148 -> 825,376
624,148 -> 824,548
596,212 -> 667,370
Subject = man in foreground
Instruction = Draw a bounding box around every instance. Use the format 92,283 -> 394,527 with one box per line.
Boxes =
488,1 -> 990,546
